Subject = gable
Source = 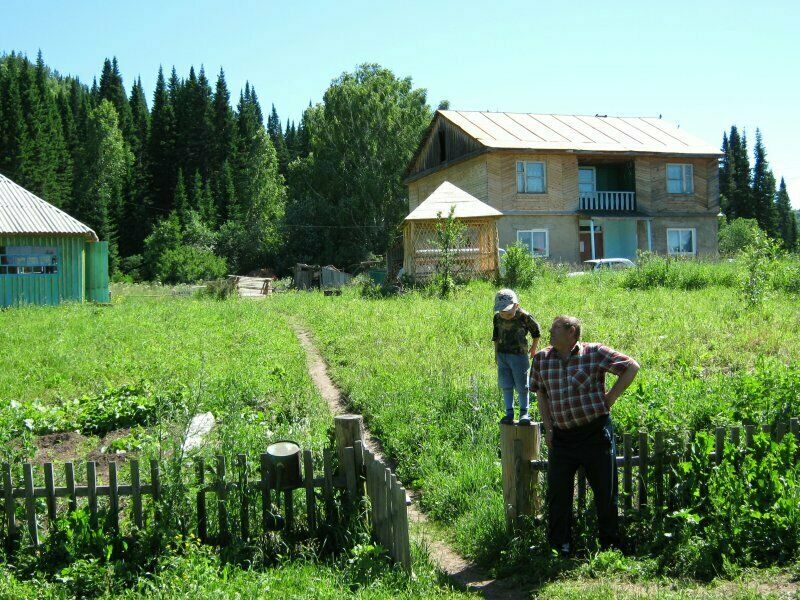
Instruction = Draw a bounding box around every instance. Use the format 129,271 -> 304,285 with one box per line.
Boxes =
404,113 -> 485,182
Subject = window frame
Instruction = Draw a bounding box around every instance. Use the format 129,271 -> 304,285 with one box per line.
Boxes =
516,229 -> 550,258
0,245 -> 59,276
666,228 -> 697,256
666,163 -> 694,195
516,160 -> 547,194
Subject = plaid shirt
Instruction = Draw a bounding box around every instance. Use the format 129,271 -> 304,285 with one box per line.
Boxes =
530,342 -> 635,430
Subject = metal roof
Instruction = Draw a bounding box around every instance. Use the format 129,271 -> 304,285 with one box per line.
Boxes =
0,173 -> 98,240
405,181 -> 502,221
438,110 -> 722,156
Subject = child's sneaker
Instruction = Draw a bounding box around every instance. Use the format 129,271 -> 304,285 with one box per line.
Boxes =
499,410 -> 514,425
518,412 -> 531,426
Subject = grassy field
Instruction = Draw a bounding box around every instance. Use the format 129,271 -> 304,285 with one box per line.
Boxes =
0,287 -> 465,598
269,266 -> 800,583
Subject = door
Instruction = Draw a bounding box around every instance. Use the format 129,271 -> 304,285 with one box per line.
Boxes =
85,241 -> 110,302
578,167 -> 597,194
579,231 -> 604,262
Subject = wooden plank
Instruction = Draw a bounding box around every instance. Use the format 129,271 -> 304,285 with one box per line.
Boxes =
344,446 -> 357,502
23,463 -> 38,546
623,433 -> 632,512
730,426 -> 741,448
715,427 -> 726,464
745,424 -> 755,448
130,460 -> 143,529
216,455 -> 228,545
108,462 -> 119,533
791,418 -> 799,461
238,454 -> 249,541
87,461 -> 98,528
197,458 -> 207,542
500,422 -> 539,528
323,448 -> 334,525
43,462 -> 57,523
638,432 -> 648,508
394,484 -> 412,572
382,467 -> 392,548
64,462 -> 76,513
353,440 -> 365,496
284,488 -> 294,533
3,463 -> 15,540
334,415 -> 364,470
261,454 -> 273,533
654,431 -> 665,510
150,459 -> 161,502
375,462 -> 386,547
387,474 -> 397,560
303,450 -> 317,534
776,422 -> 787,442
364,451 -> 376,530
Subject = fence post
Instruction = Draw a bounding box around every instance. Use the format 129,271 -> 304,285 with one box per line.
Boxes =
500,422 -> 540,530
335,414 -> 364,471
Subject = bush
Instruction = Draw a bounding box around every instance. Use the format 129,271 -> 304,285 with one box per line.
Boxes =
719,218 -> 763,256
499,242 -> 536,288
620,253 -> 739,291
155,245 -> 227,284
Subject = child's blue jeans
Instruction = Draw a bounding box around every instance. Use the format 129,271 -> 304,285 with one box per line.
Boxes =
496,352 -> 530,414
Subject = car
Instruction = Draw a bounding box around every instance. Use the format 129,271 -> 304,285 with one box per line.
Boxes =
583,258 -> 636,271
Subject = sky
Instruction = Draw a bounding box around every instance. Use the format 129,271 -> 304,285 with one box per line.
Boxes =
4,0 -> 799,207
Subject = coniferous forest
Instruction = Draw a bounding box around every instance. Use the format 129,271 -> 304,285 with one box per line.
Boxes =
0,51 -> 795,283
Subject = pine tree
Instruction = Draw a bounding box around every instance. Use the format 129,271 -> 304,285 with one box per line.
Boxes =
123,76 -> 152,256
148,66 -> 177,215
175,66 -> 213,182
210,68 -> 236,175
776,177 -> 798,251
725,126 -> 753,220
98,57 -> 133,142
0,54 -> 29,178
751,129 -> 778,236
267,104 -> 289,175
174,168 -> 189,226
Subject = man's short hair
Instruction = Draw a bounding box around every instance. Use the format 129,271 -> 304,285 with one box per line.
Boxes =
554,315 -> 581,341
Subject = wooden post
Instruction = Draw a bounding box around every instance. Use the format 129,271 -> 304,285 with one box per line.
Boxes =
715,427 -> 726,464
303,450 -> 317,534
343,446 -> 357,502
3,463 -> 15,547
131,460 -> 143,529
237,454 -> 249,541
322,448 -> 334,525
499,422 -> 540,529
23,463 -> 38,546
44,462 -> 57,523
260,453 -> 271,533
65,462 -> 76,513
197,458 -> 207,542
216,455 -> 228,544
623,433 -> 633,512
393,484 -> 412,572
87,461 -> 98,528
108,462 -> 119,533
637,432 -> 648,508
654,431 -> 665,511
334,414 -> 364,472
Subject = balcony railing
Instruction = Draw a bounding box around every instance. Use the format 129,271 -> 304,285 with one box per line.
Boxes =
579,191 -> 636,212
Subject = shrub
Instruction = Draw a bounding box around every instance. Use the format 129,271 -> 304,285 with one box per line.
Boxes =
499,242 -> 536,288
719,218 -> 763,255
155,246 -> 228,284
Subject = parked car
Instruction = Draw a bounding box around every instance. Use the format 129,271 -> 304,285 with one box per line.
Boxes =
584,258 -> 635,271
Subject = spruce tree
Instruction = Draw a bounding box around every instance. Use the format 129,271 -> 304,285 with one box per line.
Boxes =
0,54 -> 29,177
148,66 -> 177,215
98,57 -> 133,142
776,177 -> 798,251
174,168 -> 189,226
267,104 -> 289,175
751,129 -> 778,236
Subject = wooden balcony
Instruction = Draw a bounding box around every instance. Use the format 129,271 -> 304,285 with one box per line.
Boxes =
579,191 -> 636,212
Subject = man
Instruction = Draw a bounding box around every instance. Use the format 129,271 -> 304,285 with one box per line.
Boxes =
529,315 -> 639,556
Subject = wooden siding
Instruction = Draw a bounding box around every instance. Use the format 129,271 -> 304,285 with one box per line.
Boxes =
634,156 -> 719,214
488,153 -> 580,212
407,155 -> 488,212
407,116 -> 483,180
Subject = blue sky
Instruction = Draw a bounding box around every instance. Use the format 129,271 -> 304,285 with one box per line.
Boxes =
4,0 -> 799,206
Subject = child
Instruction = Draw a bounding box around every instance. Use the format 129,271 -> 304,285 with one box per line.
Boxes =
492,288 -> 541,425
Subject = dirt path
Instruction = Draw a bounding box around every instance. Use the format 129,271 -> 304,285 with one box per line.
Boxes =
291,322 -> 529,599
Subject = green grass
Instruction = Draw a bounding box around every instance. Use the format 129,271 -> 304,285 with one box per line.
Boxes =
268,270 -> 800,573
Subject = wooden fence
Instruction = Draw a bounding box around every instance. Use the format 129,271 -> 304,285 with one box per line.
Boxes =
500,418 -> 800,529
0,414 -> 411,572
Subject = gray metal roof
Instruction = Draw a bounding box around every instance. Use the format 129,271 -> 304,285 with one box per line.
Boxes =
0,173 -> 98,240
438,111 -> 722,156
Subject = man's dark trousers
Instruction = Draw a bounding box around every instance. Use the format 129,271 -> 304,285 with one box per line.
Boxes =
547,414 -> 619,550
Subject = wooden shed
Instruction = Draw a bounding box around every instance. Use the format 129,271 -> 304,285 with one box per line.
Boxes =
403,181 -> 501,278
0,173 -> 109,307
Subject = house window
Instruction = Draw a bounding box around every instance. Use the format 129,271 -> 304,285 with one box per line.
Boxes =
0,246 -> 58,275
516,229 -> 549,257
667,163 -> 694,194
516,161 -> 546,193
666,228 -> 696,256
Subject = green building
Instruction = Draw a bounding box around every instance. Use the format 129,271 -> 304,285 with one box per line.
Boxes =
0,173 -> 109,307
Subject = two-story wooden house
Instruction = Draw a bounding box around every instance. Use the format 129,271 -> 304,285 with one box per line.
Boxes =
403,111 -> 722,270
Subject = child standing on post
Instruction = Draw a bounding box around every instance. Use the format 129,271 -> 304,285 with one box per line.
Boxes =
493,288 -> 541,426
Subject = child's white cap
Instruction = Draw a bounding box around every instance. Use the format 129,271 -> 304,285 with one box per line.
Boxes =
494,289 -> 518,312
